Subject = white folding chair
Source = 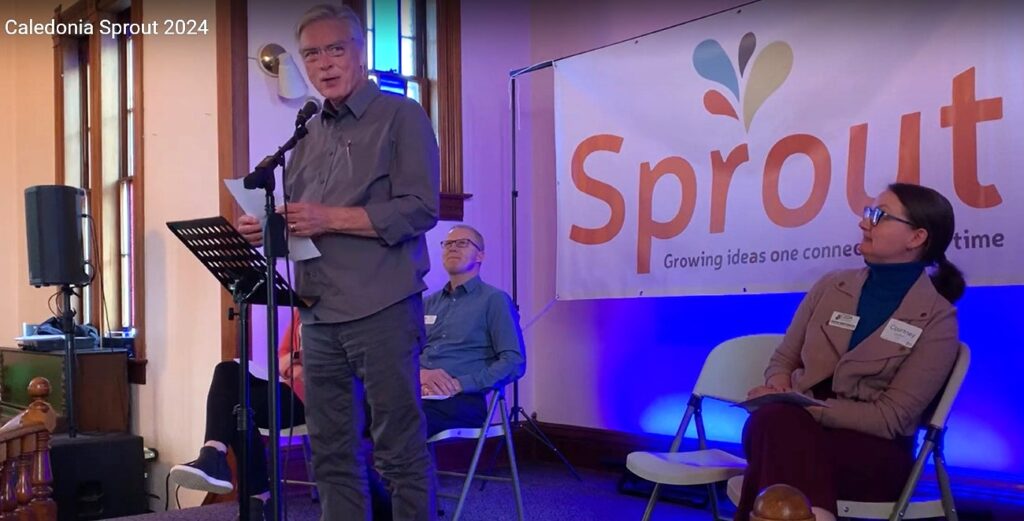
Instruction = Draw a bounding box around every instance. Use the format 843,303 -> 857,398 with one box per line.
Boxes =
725,342 -> 971,521
626,333 -> 783,521
836,342 -> 970,520
258,423 -> 318,501
427,388 -> 524,521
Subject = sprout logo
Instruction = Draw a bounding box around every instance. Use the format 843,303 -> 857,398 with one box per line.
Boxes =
693,32 -> 793,131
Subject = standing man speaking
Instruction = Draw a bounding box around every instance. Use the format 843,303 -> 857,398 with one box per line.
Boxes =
237,4 -> 440,520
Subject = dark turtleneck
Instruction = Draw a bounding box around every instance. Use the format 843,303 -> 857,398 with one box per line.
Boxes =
849,261 -> 927,350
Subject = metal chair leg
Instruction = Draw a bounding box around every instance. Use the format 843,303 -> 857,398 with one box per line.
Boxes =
300,433 -> 319,502
641,483 -> 661,521
452,393 -> 500,521
641,399 -> 699,521
707,483 -> 723,521
889,439 -> 933,521
693,405 -> 726,521
933,446 -> 959,521
429,443 -> 445,519
479,435 -> 505,492
499,395 -> 524,521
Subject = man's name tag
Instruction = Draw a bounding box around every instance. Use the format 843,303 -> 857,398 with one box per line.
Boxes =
828,312 -> 860,331
424,315 -> 437,325
881,319 -> 923,349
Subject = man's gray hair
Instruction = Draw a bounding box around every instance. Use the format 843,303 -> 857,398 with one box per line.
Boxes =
450,224 -> 485,252
295,4 -> 367,65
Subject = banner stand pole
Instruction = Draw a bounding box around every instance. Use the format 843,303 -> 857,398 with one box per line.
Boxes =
508,63 -> 581,481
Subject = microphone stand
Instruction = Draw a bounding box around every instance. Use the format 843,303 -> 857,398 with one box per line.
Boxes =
60,284 -> 78,438
242,121 -> 309,521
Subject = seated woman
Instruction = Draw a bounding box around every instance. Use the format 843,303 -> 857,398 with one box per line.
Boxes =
169,317 -> 392,520
735,183 -> 965,521
169,315 -> 306,508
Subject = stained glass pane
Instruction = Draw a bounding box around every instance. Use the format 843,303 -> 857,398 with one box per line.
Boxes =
372,0 -> 400,73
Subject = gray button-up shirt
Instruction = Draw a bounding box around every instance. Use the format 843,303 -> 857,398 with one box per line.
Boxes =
421,276 -> 527,393
286,81 -> 439,323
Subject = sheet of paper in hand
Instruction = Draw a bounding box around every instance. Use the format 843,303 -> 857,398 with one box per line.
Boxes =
421,395 -> 451,401
733,391 -> 829,412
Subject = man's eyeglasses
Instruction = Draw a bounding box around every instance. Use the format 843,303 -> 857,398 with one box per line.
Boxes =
440,238 -> 481,250
299,40 -> 353,63
863,206 -> 916,228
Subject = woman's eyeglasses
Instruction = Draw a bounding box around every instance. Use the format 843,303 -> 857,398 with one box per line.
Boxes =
863,206 -> 916,228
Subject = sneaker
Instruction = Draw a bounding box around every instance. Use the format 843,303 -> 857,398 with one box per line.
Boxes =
169,446 -> 234,494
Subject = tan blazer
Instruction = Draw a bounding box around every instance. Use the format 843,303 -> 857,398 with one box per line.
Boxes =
765,268 -> 959,439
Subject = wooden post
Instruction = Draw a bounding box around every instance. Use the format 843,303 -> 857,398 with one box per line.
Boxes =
26,378 -> 56,521
0,378 -> 57,521
6,440 -> 26,521
15,451 -> 32,521
29,428 -> 56,521
0,446 -> 7,521
0,453 -> 11,521
1,444 -> 18,520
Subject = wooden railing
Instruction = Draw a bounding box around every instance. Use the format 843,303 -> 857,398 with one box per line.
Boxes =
0,377 -> 57,521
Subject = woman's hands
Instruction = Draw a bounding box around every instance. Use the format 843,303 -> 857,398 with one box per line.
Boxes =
746,373 -> 792,399
279,351 -> 302,382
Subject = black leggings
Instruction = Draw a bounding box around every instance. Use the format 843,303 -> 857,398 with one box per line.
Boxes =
204,361 -> 306,494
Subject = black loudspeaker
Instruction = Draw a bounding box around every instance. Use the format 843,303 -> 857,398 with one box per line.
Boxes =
24,185 -> 89,287
50,433 -> 149,520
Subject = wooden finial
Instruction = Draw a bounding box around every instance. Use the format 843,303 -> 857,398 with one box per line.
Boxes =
27,379 -> 50,402
25,379 -> 56,433
751,484 -> 815,521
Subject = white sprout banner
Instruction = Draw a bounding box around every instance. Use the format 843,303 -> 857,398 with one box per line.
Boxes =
553,0 -> 1024,300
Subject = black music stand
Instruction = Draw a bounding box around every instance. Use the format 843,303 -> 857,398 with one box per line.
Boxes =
166,216 -> 304,521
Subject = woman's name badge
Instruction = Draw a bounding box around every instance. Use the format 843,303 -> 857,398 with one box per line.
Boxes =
881,319 -> 923,348
828,312 -> 860,331
425,315 -> 437,325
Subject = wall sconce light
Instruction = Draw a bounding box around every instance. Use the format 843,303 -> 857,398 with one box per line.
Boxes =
257,43 -> 308,100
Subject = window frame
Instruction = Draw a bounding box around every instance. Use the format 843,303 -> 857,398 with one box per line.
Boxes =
53,0 -> 147,383
360,0 -> 468,220
432,0 -> 467,221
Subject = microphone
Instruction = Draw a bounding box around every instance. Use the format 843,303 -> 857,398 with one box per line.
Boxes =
244,99 -> 319,190
295,98 -> 321,128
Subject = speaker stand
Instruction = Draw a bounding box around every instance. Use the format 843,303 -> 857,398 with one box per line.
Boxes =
60,285 -> 78,438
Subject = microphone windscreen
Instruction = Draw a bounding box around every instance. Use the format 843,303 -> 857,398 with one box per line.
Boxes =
301,98 -> 321,117
295,98 -> 322,128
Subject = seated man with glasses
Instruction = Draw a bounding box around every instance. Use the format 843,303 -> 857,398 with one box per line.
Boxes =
419,224 -> 526,437
734,183 -> 966,521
